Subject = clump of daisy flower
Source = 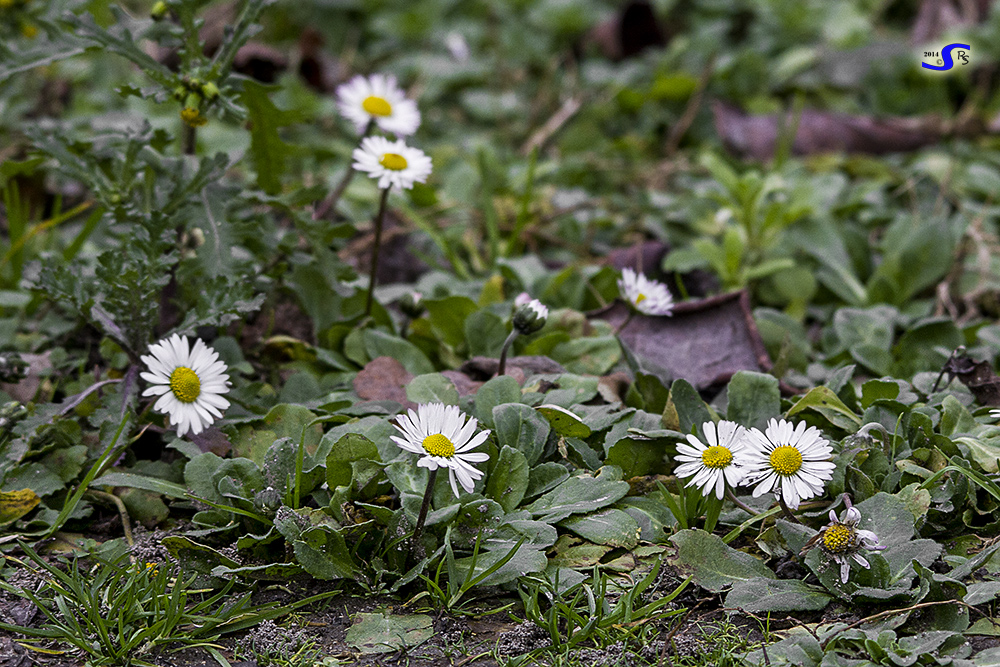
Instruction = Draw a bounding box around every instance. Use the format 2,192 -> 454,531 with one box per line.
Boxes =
140,334 -> 230,437
336,73 -> 421,137
351,135 -> 432,317
391,403 -> 491,499
674,420 -> 747,500
618,268 -> 674,316
802,498 -> 885,583
352,136 -> 432,191
740,418 -> 835,511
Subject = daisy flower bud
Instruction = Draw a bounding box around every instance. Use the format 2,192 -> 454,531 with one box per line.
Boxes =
512,299 -> 548,335
399,292 -> 425,319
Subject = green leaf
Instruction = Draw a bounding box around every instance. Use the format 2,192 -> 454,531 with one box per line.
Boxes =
425,296 -> 479,347
964,582 -> 1000,606
493,403 -> 550,466
668,379 -> 712,436
606,437 -> 668,478
451,544 -> 547,585
535,404 -> 592,438
726,577 -> 832,612
363,330 -> 434,376
464,310 -> 508,357
727,371 -> 780,430
667,529 -> 774,593
325,434 -> 382,492
273,507 -> 357,580
474,376 -> 522,428
550,336 -> 621,375
406,373 -> 460,406
486,446 -> 529,512
855,492 -> 916,547
526,475 -> 632,523
785,386 -> 862,431
95,472 -> 188,499
346,612 -> 433,654
559,509 -> 640,548
241,79 -> 298,195
525,462 -> 569,499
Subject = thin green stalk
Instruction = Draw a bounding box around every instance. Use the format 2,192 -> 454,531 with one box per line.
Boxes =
496,329 -> 520,377
44,412 -> 131,538
412,468 -> 438,548
364,187 -> 392,318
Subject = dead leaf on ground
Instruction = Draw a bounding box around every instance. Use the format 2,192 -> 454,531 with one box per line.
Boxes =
941,353 -> 1000,406
441,370 -> 483,397
593,291 -> 772,391
912,0 -> 992,44
353,357 -> 413,406
712,100 -> 952,161
188,427 -> 232,457
585,0 -> 668,61
0,352 -> 51,403
606,240 -> 670,279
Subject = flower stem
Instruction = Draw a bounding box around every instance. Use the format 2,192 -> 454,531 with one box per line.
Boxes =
496,330 -> 520,377
364,187 -> 392,318
778,496 -> 804,524
725,487 -> 758,517
412,467 -> 438,547
183,125 -> 196,156
613,309 -> 635,337
314,120 -> 374,220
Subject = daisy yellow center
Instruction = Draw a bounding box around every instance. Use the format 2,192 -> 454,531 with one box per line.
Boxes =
822,524 -> 854,553
701,445 -> 733,469
362,95 -> 393,116
769,446 -> 803,475
635,293 -> 647,304
169,367 -> 201,403
422,433 -> 455,458
380,153 -> 408,171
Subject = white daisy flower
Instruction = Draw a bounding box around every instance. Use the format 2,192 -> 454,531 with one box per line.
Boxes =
352,136 -> 432,191
802,501 -> 885,583
740,418 -> 836,510
391,403 -> 491,498
991,408 -> 1000,420
336,73 -> 421,136
617,268 -> 674,316
674,420 -> 747,499
140,334 -> 231,437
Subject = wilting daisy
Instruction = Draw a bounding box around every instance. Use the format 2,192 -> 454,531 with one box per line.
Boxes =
336,73 -> 421,136
352,136 -> 432,191
674,420 -> 747,499
391,403 -> 491,497
140,334 -> 230,437
740,418 -> 835,510
618,268 -> 674,316
802,501 -> 885,583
